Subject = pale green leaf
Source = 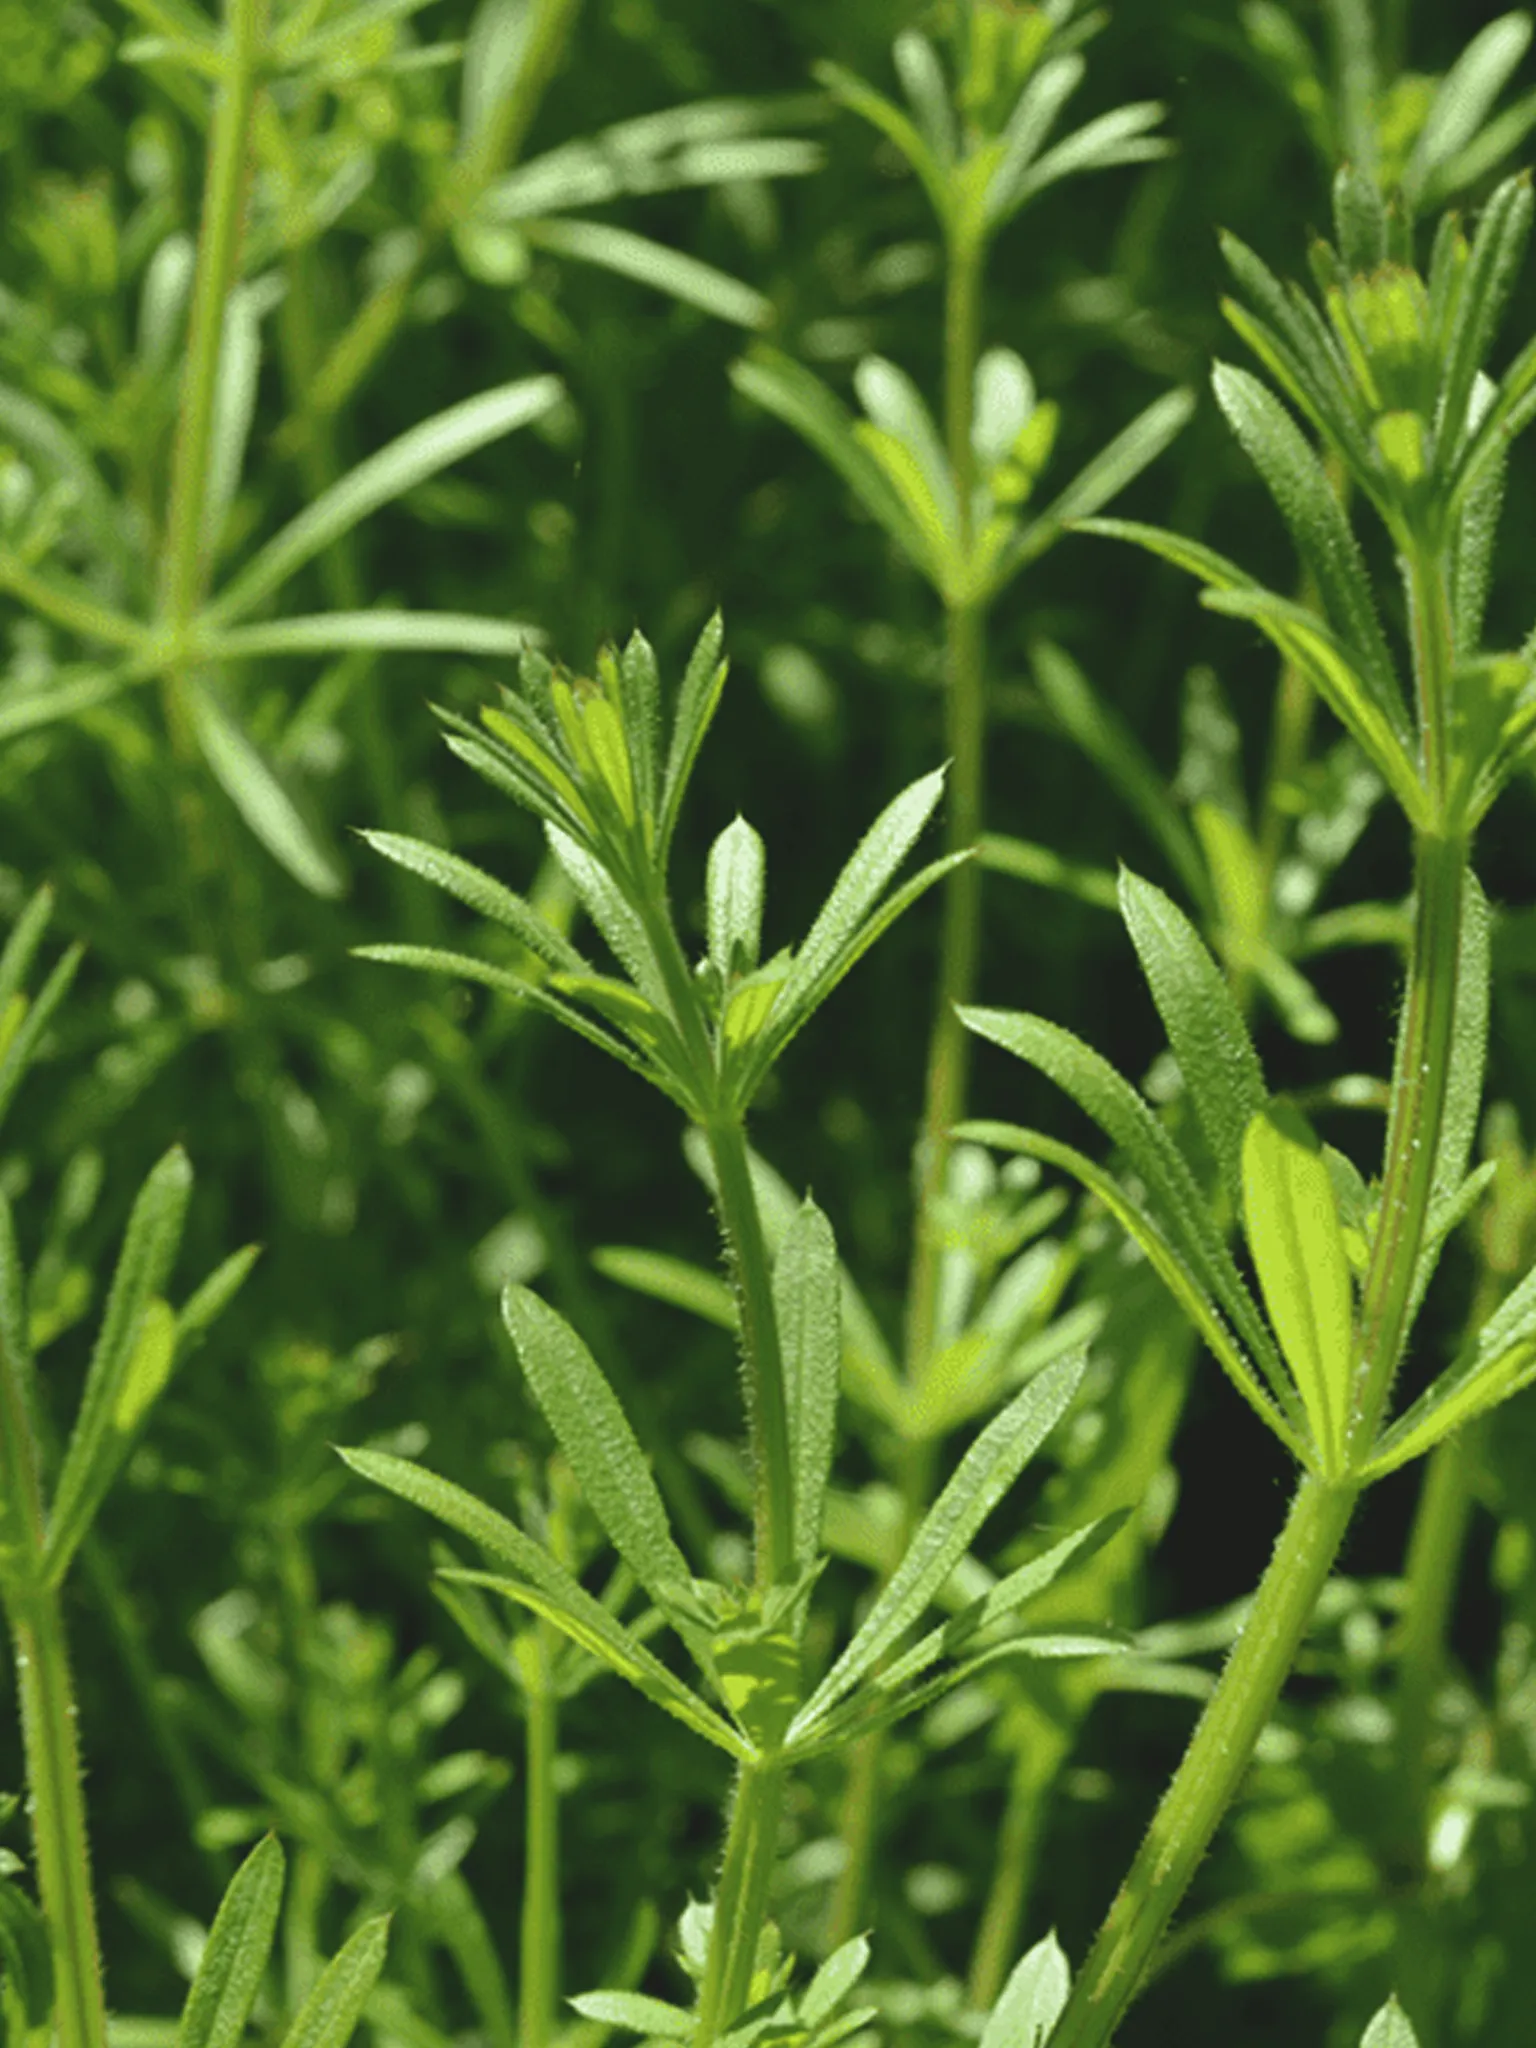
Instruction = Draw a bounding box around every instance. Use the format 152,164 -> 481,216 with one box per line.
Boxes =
706,816 -> 766,979
567,1993 -> 693,2040
1119,868 -> 1268,1207
893,31 -> 955,162
854,356 -> 957,541
592,1247 -> 735,1329
278,1917 -> 389,2048
190,684 -> 343,897
502,1286 -> 694,1607
524,219 -> 769,328
1242,1105 -> 1355,1475
1407,16 -> 1533,194
1437,175 -> 1533,469
774,1197 -> 841,1567
46,1146 -> 192,1583
802,1935 -> 871,2028
1360,1995 -> 1420,2048
814,60 -> 950,218
659,611 -> 727,862
203,612 -> 539,660
983,55 -> 1087,225
992,101 -> 1167,219
980,1932 -> 1071,2048
176,1837 -> 285,2048
789,1351 -> 1083,1741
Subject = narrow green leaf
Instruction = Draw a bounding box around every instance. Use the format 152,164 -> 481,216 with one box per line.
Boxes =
359,831 -> 588,974
544,826 -> 667,1005
567,1992 -> 694,2039
1119,868 -> 1268,1207
959,1006 -> 1288,1395
854,356 -> 957,541
706,817 -> 766,979
814,60 -> 950,218
205,282 -> 265,560
1218,235 -> 1377,475
993,101 -> 1168,219
617,629 -> 662,823
730,349 -> 938,577
174,1244 -> 261,1365
208,377 -> 562,624
1360,1995 -> 1420,2048
1407,16 -> 1533,196
189,684 -> 343,897
1430,869 -> 1491,1214
983,55 -> 1087,224
339,1448 -> 748,1756
955,1119 -> 1309,1455
1437,174 -> 1533,468
1211,362 -> 1405,735
1448,326 -> 1536,515
203,612 -> 540,659
893,31 -> 955,163
802,1935 -> 871,2028
977,833 -> 1119,909
0,1875 -> 53,2026
774,1198 -> 840,1568
789,1351 -> 1083,1741
279,1917 -> 390,2048
176,1836 -> 285,2048
592,1247 -> 736,1329
502,1287 -> 694,1607
980,1932 -> 1071,2048
524,219 -> 769,328
0,381 -> 134,579
0,885 -> 53,1030
656,614 -> 727,862
1451,427 -> 1505,655
46,1146 -> 193,1582
1242,1105 -> 1355,1475
1000,388 -> 1195,586
0,664 -> 142,743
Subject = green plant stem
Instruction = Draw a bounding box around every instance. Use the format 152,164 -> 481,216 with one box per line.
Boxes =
1051,801 -> 1471,2044
519,1632 -> 561,2048
159,0 -> 265,641
694,1757 -> 786,2045
1047,1475 -> 1360,2048
0,1303 -> 106,2048
907,227 -> 986,1378
704,1115 -> 796,1590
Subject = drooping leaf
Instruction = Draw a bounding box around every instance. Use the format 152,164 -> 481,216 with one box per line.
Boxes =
339,1448 -> 747,1756
189,683 -> 344,898
1241,1104 -> 1355,1475
789,1351 -> 1083,1741
176,1836 -> 285,2048
1119,868 -> 1268,1207
980,1932 -> 1071,2048
46,1147 -> 193,1582
278,1916 -> 390,2048
502,1286 -> 694,1607
773,1197 -> 841,1567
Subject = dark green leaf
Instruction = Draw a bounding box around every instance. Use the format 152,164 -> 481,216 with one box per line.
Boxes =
359,831 -> 589,974
773,1197 -> 841,1567
176,1836 -> 284,2048
278,1917 -> 390,2048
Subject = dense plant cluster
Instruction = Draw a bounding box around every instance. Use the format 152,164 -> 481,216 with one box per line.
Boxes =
5,1 -> 1536,2044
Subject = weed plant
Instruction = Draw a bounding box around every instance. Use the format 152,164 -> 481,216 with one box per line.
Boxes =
6,1 -> 1536,2046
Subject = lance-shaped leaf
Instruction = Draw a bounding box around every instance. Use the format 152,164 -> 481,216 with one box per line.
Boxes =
359,830 -> 589,975
190,683 -> 344,898
1428,870 -> 1491,1214
773,1198 -> 840,1567
814,60 -> 950,219
959,1006 -> 1287,1392
731,348 -> 940,579
202,611 -> 539,660
339,1448 -> 748,1757
997,387 -> 1195,588
659,611 -> 727,863
522,219 -> 770,329
617,630 -> 662,825
787,1350 -> 1083,1744
1079,518 -> 1428,823
1437,174 -> 1533,469
984,54 -> 1087,225
279,1916 -> 390,2048
1211,362 -> 1405,735
0,904 -> 83,1144
991,101 -> 1168,221
1407,16 -> 1534,203
706,817 -> 766,980
1363,1251 -> 1536,1480
1242,1104 -> 1355,1476
207,376 -> 562,625
981,1933 -> 1071,2048
568,1992 -> 694,2040
1360,1996 -> 1420,2048
853,355 -> 959,558
544,826 -> 666,1005
501,1287 -> 694,1607
176,1836 -> 285,2048
593,1246 -> 736,1329
893,31 -> 955,163
955,1119 -> 1309,1456
1119,869 -> 1268,1208
46,1146 -> 193,1583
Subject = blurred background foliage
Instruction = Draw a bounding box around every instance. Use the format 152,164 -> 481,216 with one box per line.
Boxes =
4,0 -> 1536,2042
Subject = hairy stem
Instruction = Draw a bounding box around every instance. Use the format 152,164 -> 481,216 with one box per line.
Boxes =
1047,1477 -> 1360,2048
695,1758 -> 786,2046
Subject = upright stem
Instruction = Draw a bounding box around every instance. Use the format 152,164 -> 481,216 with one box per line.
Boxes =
694,1758 -> 786,2046
519,1633 -> 561,2048
1049,545 -> 1472,2042
159,0 -> 265,642
1047,1478 -> 1360,2048
0,1268 -> 107,2048
907,226 -> 987,1382
704,1116 -> 796,1590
